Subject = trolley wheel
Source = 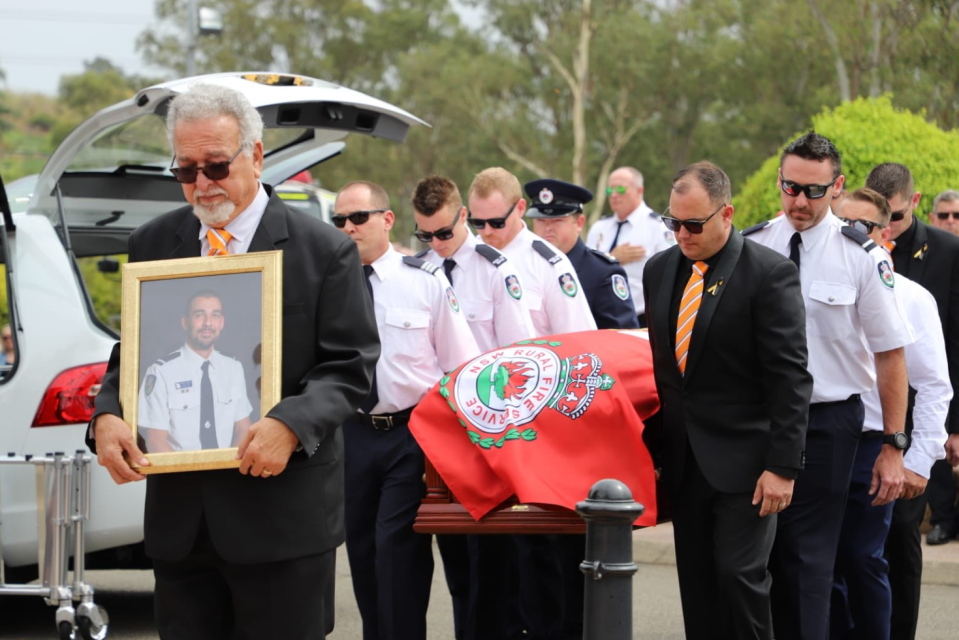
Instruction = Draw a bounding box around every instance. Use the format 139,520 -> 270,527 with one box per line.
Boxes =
77,608 -> 109,640
58,620 -> 75,640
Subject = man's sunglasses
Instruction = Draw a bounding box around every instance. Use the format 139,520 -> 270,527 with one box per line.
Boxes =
606,185 -> 628,196
415,210 -> 461,243
331,209 -> 388,228
840,217 -> 885,235
170,148 -> 244,184
661,203 -> 725,235
936,211 -> 959,221
467,201 -> 519,230
890,208 -> 908,222
780,174 -> 838,200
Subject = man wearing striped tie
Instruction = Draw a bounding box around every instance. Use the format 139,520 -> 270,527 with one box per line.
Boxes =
642,161 -> 813,640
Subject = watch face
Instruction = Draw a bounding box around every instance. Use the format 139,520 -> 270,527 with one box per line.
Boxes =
894,432 -> 909,449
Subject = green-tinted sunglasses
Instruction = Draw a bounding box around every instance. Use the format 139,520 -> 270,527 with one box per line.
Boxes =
606,185 -> 628,196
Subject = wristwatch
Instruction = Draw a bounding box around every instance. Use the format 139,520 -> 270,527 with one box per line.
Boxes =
882,432 -> 909,450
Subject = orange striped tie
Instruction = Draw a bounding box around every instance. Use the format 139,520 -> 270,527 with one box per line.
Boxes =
675,261 -> 709,375
207,229 -> 233,256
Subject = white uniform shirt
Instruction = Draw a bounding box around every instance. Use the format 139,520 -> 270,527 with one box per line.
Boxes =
198,184 -> 270,255
422,232 -> 536,352
745,212 -> 913,403
138,344 -> 253,451
367,245 -> 481,414
492,227 -> 597,337
862,274 -> 951,477
585,202 -> 673,313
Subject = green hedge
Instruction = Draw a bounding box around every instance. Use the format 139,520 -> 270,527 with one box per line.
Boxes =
733,96 -> 959,229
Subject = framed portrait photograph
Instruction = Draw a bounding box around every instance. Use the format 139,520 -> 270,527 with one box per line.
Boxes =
119,251 -> 283,474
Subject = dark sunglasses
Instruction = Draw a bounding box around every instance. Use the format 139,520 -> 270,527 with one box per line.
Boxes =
331,209 -> 388,228
936,211 -> 959,221
779,173 -> 838,200
606,185 -> 628,196
661,203 -> 725,234
467,201 -> 519,230
170,148 -> 244,184
890,208 -> 908,222
840,217 -> 885,235
414,210 -> 462,243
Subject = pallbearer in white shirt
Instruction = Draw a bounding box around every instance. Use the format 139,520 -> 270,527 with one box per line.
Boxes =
334,181 -> 481,640
742,132 -> 913,640
585,166 -> 673,326
411,175 -> 536,640
466,167 -> 596,337
829,189 -> 951,640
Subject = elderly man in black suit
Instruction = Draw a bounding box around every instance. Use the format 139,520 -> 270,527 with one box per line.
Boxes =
643,161 -> 813,640
865,163 -> 959,640
87,83 -> 379,639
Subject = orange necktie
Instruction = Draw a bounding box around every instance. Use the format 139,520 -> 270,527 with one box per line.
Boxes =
675,261 -> 709,375
207,229 -> 233,256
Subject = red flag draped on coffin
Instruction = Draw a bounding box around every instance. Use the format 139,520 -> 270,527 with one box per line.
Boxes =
409,329 -> 660,526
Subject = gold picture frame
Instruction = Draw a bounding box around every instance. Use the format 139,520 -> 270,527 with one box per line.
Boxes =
120,252 -> 283,474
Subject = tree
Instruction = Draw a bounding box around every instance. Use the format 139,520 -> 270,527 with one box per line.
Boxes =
733,96 -> 959,228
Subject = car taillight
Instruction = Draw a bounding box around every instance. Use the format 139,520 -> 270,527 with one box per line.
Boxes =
32,363 -> 108,427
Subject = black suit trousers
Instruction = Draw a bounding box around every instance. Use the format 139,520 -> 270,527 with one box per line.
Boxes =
152,516 -> 335,640
884,493 -> 928,640
670,446 -> 776,640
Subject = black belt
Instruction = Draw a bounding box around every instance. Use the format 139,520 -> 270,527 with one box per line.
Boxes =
811,394 -> 860,408
355,407 -> 414,431
861,430 -> 884,440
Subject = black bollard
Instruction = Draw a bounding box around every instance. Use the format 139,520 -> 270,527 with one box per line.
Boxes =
576,479 -> 644,640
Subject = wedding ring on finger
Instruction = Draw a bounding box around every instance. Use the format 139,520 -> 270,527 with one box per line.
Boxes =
778,502 -> 786,510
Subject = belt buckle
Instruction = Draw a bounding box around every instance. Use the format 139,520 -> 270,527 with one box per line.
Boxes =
371,415 -> 393,431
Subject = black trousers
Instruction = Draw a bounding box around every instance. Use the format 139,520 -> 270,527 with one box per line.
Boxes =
670,445 -> 776,640
343,417 -> 434,640
927,458 -> 959,532
770,396 -> 863,640
884,491 -> 928,640
152,517 -> 335,640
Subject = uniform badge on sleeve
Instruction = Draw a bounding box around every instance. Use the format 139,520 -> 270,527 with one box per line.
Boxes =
612,274 -> 629,300
144,374 -> 156,396
446,287 -> 461,312
878,260 -> 895,288
559,273 -> 579,297
505,275 -> 523,300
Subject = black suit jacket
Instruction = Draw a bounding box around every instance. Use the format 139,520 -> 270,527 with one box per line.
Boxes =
642,229 -> 813,495
892,218 -> 959,436
567,238 -> 640,329
89,186 -> 379,564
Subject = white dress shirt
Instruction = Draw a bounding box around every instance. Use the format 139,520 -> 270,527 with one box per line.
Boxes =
366,245 -> 481,414
745,212 -> 913,403
198,184 -> 270,256
492,227 -> 597,337
862,274 -> 951,477
422,232 -> 536,352
585,201 -> 674,313
139,344 -> 253,451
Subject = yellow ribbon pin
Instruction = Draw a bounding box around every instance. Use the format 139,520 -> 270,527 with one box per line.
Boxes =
914,243 -> 928,260
707,277 -> 724,296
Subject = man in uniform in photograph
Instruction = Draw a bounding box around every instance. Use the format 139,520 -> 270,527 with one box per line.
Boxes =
467,167 -> 595,640
864,163 -> 959,640
528,177 -> 639,330
929,190 -> 959,237
830,188 -> 951,640
88,83 -> 379,640
410,174 -> 534,640
335,180 -> 481,640
138,289 -> 253,453
743,132 -> 912,640
585,166 -> 673,326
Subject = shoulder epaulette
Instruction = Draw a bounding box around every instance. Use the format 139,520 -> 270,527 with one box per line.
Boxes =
741,220 -> 772,237
157,351 -> 181,365
590,248 -> 618,263
475,244 -> 507,267
840,225 -> 879,253
532,240 -> 563,265
648,209 -> 661,219
414,249 -> 430,259
402,255 -> 439,274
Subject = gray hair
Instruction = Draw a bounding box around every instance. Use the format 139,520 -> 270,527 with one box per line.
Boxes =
933,190 -> 959,211
166,83 -> 264,155
613,166 -> 644,188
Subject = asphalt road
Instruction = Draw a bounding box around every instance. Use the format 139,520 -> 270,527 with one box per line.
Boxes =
1,543 -> 957,639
